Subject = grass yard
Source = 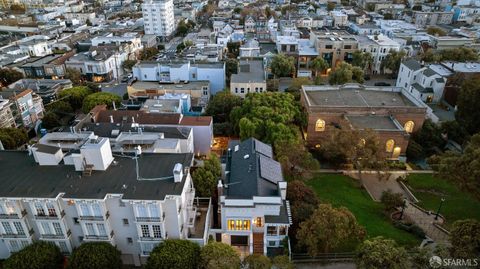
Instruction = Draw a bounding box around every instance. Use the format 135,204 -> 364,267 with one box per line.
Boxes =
406,174 -> 480,229
307,173 -> 420,248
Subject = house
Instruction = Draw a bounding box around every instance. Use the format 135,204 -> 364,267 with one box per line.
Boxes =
214,138 -> 291,256
0,89 -> 44,129
244,16 -> 256,33
413,11 -> 454,27
300,84 -> 428,160
0,143 -> 210,266
20,53 -> 74,80
0,99 -> 15,129
7,79 -> 73,104
357,34 -> 401,74
240,39 -> 261,58
230,61 -> 267,98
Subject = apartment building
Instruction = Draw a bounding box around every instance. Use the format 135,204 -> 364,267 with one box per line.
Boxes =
309,30 -> 359,69
8,79 -> 73,104
0,89 -> 44,129
132,61 -> 225,94
0,138 -> 210,266
357,34 -> 401,74
413,11 -> 454,27
0,99 -> 15,129
91,33 -> 144,59
230,61 -> 267,98
213,138 -> 291,256
65,49 -> 125,83
20,53 -> 73,80
142,0 -> 175,38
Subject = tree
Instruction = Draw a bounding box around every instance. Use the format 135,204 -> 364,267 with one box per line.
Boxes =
327,1 -> 336,11
0,128 -> 28,149
328,62 -> 364,85
297,204 -> 366,255
449,219 -> 480,259
3,241 -> 63,269
456,76 -> 480,134
9,3 -> 25,13
140,47 -> 159,60
58,86 -> 92,110
380,189 -> 404,212
177,21 -> 190,36
242,254 -> 271,269
200,242 -> 241,269
192,154 -> 221,197
428,133 -> 480,199
42,112 -> 61,129
272,255 -> 294,269
286,77 -> 313,100
310,56 -> 329,77
381,50 -> 406,77
383,13 -> 393,20
0,68 -> 24,86
146,239 -> 200,269
440,120 -> 470,145
270,54 -> 295,78
225,58 -> 238,80
227,42 -> 241,58
205,91 -> 242,123
64,68 -> 82,85
82,92 -> 122,113
275,138 -> 319,178
122,59 -> 137,71
439,47 -> 479,62
46,100 -> 73,114
351,51 -> 373,72
427,27 -> 446,36
410,119 -> 445,157
355,237 -> 409,269
68,242 -> 121,269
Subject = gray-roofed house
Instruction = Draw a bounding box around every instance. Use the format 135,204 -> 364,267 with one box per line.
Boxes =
216,138 -> 291,257
230,60 -> 267,98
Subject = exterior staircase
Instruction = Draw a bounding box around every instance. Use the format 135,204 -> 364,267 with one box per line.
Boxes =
253,233 -> 264,254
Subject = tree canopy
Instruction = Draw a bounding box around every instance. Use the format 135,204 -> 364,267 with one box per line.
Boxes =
380,189 -> 404,212
199,242 -> 241,269
328,62 -> 364,85
297,203 -> 366,255
64,68 -> 82,85
205,91 -> 242,123
351,51 -> 373,72
140,47 -> 159,60
0,68 -> 24,86
421,47 -> 479,63
272,255 -> 295,269
146,239 -> 200,269
122,59 -> 137,71
3,241 -> 63,269
449,219 -> 480,259
270,54 -> 296,77
355,237 -> 409,269
192,154 -> 222,197
82,92 -> 122,113
456,76 -> 480,134
68,242 -> 122,269
427,27 -> 447,36
242,254 -> 271,269
0,128 -> 28,149
275,138 -> 319,178
58,86 -> 92,110
381,50 -> 406,76
310,57 -> 329,77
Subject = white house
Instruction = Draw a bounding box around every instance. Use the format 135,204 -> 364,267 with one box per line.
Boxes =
358,34 -> 401,74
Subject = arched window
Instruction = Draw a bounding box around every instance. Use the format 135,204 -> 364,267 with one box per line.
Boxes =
386,139 -> 395,153
315,119 -> 325,132
404,121 -> 415,133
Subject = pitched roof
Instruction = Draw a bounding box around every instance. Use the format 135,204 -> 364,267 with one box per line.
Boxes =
402,59 -> 422,71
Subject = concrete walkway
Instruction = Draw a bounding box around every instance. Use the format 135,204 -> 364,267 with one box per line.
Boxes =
403,202 -> 450,243
345,171 -> 408,201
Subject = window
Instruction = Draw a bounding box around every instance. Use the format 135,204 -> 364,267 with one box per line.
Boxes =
127,237 -> 133,244
85,223 -> 95,236
123,219 -> 129,225
97,224 -> 107,236
5,202 -> 15,215
41,222 -> 52,234
268,240 -> 276,247
58,242 -> 69,253
79,203 -> 90,216
259,87 -> 263,92
9,240 -> 20,252
46,202 -> 56,217
267,226 -> 277,236
279,226 -> 287,235
240,88 -> 245,94
344,45 -> 352,49
141,225 -> 150,237
137,205 -> 148,218
35,202 -> 45,216
385,139 -> 395,153
73,217 -> 79,224
92,204 -> 102,217
325,44 -> 333,49
152,225 -> 162,238
404,121 -> 415,133
53,222 -> 63,235
255,217 -> 263,227
148,204 -> 160,218
315,119 -> 325,132
227,219 -> 251,231
235,88 -> 238,93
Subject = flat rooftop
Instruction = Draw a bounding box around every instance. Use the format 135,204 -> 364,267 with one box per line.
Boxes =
231,60 -> 265,83
0,151 -> 193,200
346,115 -> 402,131
302,85 -> 417,108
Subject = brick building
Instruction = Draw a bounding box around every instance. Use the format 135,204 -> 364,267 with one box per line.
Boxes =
300,84 -> 427,160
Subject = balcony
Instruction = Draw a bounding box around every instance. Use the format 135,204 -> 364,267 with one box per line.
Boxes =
2,228 -> 34,239
79,211 -> 109,221
139,236 -> 163,241
135,214 -> 163,222
0,209 -> 27,219
35,210 -> 65,220
84,230 -> 114,241
41,230 -> 71,240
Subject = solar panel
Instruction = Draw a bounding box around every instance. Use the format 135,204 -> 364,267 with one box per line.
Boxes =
259,155 -> 283,184
254,139 -> 273,158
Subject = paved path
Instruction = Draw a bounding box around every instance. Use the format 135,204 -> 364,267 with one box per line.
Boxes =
296,263 -> 356,269
403,202 -> 450,243
345,171 -> 408,201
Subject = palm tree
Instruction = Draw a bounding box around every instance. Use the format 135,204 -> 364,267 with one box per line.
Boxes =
310,57 -> 329,77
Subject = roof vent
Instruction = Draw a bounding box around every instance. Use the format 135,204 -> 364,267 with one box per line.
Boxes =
244,154 -> 250,159
234,145 -> 239,152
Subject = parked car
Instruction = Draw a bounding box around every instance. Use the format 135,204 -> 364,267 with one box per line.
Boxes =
374,82 -> 391,86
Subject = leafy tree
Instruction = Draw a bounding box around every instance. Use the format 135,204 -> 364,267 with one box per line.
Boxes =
227,42 -> 241,58
310,56 -> 329,77
272,255 -> 294,269
242,254 -> 271,269
177,21 -> 190,36
439,47 -> 479,62
225,58 -> 238,80
383,13 -> 393,20
410,119 -> 445,156
427,27 -> 447,36
270,54 -> 295,78
440,120 -> 470,145
192,154 -> 221,197
42,112 -> 61,129
10,4 -> 26,13
0,128 -> 28,149
428,133 -> 480,199
351,51 -> 373,72
200,242 -> 240,269
286,77 -> 313,100
380,189 -> 404,212
0,68 -> 24,86
45,100 -> 74,114
82,92 -> 121,113
68,242 -> 121,269
58,86 -> 92,109
275,138 -> 319,178
456,76 -> 480,134
328,62 -> 364,85
3,241 -> 63,269
449,219 -> 480,259
64,68 -> 82,85
381,50 -> 406,77
146,239 -> 200,269
355,237 -> 409,269
327,1 -> 336,11
205,91 -> 242,123
297,204 -> 366,255
230,92 -> 301,145
122,59 -> 137,71
140,47 -> 159,60
406,140 -> 425,161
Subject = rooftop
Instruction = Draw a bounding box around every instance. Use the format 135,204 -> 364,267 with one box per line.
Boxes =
231,60 -> 265,83
346,115 -> 403,131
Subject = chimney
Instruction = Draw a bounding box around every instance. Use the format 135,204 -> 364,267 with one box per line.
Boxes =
173,163 -> 183,183
278,181 -> 287,200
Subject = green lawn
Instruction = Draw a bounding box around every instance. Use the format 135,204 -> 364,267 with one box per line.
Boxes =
406,174 -> 480,229
307,173 -> 420,248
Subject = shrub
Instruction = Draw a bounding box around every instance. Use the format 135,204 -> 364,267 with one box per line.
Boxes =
3,241 -> 63,269
68,242 -> 122,269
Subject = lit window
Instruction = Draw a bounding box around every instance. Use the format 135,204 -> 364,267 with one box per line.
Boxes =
315,119 -> 325,132
227,219 -> 251,231
267,226 -> 277,236
404,121 -> 414,133
386,139 -> 395,153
